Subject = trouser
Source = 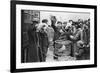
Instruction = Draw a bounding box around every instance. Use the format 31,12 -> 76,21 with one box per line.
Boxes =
41,46 -> 48,62
27,44 -> 40,62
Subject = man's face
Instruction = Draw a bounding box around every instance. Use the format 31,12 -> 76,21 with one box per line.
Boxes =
58,23 -> 62,27
32,22 -> 38,28
69,21 -> 73,25
53,19 -> 56,24
63,23 -> 67,27
35,23 -> 38,26
86,21 -> 89,25
43,25 -> 47,30
57,23 -> 62,30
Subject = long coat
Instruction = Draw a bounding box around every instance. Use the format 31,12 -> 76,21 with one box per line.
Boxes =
39,30 -> 49,62
27,27 -> 40,62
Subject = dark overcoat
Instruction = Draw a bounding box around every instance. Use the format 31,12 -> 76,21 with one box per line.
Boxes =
27,27 -> 40,62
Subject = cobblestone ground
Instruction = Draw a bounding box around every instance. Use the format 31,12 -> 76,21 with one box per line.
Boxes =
46,48 -> 76,62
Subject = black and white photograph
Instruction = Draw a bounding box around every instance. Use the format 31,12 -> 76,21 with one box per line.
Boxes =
21,10 -> 90,63
11,1 -> 97,72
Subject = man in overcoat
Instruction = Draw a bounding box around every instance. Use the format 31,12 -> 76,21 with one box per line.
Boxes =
27,20 -> 40,62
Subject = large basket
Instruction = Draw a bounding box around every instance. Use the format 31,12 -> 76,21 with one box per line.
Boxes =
54,40 -> 72,56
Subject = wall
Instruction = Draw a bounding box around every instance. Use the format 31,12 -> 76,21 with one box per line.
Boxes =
0,0 -> 99,73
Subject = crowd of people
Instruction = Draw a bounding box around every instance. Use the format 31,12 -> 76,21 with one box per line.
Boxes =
22,15 -> 90,62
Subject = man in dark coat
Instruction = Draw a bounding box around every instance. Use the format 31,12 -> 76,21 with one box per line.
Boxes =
39,19 -> 49,62
27,21 -> 40,62
39,28 -> 49,62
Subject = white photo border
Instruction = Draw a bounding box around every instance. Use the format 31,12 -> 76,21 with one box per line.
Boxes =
16,4 -> 95,69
